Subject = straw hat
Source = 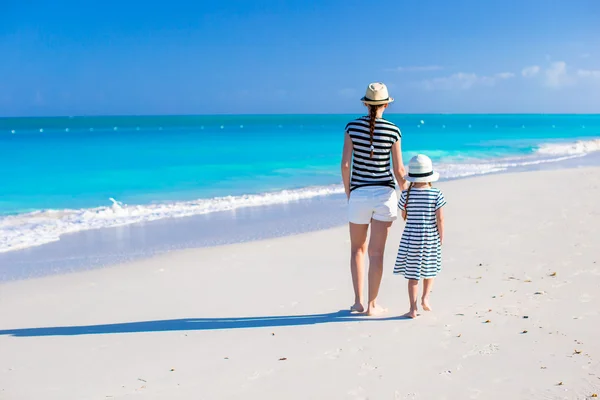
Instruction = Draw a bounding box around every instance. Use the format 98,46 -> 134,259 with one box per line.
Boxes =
361,82 -> 394,105
405,154 -> 440,183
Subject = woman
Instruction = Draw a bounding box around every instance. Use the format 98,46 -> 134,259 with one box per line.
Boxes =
341,82 -> 407,316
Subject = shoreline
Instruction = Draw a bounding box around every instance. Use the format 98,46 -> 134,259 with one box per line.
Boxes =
2,152 -> 600,282
1,167 -> 599,399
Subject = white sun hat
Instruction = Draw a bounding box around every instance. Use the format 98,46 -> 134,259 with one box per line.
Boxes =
361,82 -> 394,105
405,154 -> 440,183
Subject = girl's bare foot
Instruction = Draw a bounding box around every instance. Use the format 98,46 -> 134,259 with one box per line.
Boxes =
350,303 -> 365,313
421,298 -> 432,311
366,304 -> 388,317
403,309 -> 418,319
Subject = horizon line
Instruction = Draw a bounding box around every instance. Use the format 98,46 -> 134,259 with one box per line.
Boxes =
2,112 -> 599,120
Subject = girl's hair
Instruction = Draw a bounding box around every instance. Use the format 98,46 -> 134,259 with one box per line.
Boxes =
403,182 -> 432,221
368,105 -> 379,158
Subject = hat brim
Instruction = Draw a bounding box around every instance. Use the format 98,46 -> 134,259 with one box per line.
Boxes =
405,171 -> 440,183
361,96 -> 394,105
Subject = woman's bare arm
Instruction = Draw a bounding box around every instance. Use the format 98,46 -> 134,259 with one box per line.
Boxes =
341,132 -> 353,199
436,207 -> 445,245
391,141 -> 407,191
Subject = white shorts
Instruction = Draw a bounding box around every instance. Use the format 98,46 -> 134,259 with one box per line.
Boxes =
348,186 -> 398,224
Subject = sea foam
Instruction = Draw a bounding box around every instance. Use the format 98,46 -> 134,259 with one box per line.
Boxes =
536,138 -> 600,156
0,186 -> 344,253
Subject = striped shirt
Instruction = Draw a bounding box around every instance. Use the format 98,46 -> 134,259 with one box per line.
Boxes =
345,116 -> 401,192
398,187 -> 446,228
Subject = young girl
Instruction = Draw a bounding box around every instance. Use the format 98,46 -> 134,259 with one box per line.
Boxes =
394,154 -> 446,318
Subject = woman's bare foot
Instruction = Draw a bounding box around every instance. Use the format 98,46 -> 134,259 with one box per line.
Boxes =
403,309 -> 418,319
366,304 -> 388,317
350,303 -> 365,313
421,298 -> 432,311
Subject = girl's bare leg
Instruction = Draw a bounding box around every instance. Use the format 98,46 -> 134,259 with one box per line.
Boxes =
422,278 -> 435,311
404,279 -> 419,318
366,219 -> 393,316
349,223 -> 369,312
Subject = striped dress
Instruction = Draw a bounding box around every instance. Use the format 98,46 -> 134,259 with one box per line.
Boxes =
345,117 -> 401,191
394,187 -> 447,280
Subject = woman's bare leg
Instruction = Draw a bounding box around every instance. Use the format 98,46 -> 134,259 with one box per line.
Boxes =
422,278 -> 434,311
404,279 -> 419,318
349,223 -> 369,312
366,219 -> 393,316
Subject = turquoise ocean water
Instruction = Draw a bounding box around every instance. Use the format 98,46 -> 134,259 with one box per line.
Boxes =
1,114 -> 600,254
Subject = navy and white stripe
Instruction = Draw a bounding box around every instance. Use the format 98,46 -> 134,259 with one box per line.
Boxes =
394,187 -> 446,280
345,116 -> 401,192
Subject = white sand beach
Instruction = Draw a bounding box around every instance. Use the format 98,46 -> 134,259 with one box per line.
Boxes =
1,167 -> 599,400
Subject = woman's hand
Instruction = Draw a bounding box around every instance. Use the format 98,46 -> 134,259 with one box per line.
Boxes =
399,179 -> 409,192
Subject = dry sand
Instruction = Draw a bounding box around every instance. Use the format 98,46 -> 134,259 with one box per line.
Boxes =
1,167 -> 599,399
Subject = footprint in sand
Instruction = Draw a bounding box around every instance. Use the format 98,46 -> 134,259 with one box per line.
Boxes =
439,363 -> 463,378
579,293 -> 593,303
463,344 -> 500,358
552,280 -> 572,288
395,391 -> 418,399
247,369 -> 274,380
358,362 -> 377,376
347,386 -> 367,399
439,369 -> 453,379
443,324 -> 454,337
323,348 -> 343,360
248,371 -> 261,380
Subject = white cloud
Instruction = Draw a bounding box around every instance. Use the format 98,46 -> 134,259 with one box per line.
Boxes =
544,61 -> 574,88
521,66 -> 541,77
495,72 -> 515,79
577,69 -> 600,79
387,65 -> 444,72
520,61 -> 600,88
421,71 -> 514,91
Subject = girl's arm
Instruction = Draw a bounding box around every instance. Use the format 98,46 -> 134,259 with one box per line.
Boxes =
341,133 -> 353,200
391,141 -> 408,191
436,207 -> 445,245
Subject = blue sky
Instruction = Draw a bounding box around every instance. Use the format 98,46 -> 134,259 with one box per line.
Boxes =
1,0 -> 599,116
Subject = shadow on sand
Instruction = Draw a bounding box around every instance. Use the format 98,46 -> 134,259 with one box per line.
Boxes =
0,310 -> 411,337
